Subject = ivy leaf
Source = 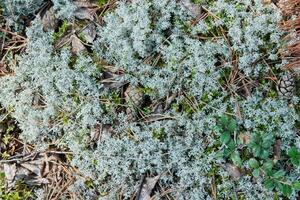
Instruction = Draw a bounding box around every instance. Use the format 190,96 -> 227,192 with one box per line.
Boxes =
220,131 -> 231,144
248,158 -> 259,169
262,134 -> 273,148
293,181 -> 300,190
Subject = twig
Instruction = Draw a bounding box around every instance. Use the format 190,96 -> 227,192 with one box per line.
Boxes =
0,28 -> 27,40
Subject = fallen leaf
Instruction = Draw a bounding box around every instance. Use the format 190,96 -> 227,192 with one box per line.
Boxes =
20,161 -> 42,176
0,62 -> 9,76
89,123 -> 102,145
74,7 -> 94,20
54,33 -> 73,49
73,1 -> 98,20
181,0 -> 202,17
82,23 -> 96,43
150,101 -> 164,114
4,163 -> 17,188
42,7 -> 58,31
165,93 -> 177,110
224,163 -> 242,181
137,175 -> 160,200
14,167 -> 31,182
273,139 -> 281,163
238,133 -> 251,145
71,35 -> 86,55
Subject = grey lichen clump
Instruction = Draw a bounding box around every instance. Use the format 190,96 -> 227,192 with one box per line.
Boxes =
2,0 -> 75,31
0,0 -> 299,199
0,19 -> 106,143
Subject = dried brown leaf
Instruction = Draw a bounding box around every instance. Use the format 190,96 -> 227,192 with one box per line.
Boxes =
137,175 -> 160,200
71,35 -> 86,55
273,139 -> 281,163
4,163 -> 16,186
74,7 -> 94,20
181,0 -> 202,17
54,33 -> 72,49
20,162 -> 42,176
82,23 -> 96,43
73,1 -> 98,20
42,7 -> 58,31
238,133 -> 251,145
73,0 -> 96,8
224,163 -> 242,181
89,123 -> 101,144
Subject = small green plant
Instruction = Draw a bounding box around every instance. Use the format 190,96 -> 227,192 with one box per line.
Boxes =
215,115 -> 241,165
216,114 -> 300,197
288,147 -> 300,166
97,0 -> 109,6
53,20 -> 69,40
246,146 -> 300,197
0,172 -> 32,200
248,132 -> 274,159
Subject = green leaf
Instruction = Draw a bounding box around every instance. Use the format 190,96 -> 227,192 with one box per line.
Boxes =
252,145 -> 262,157
214,126 -> 222,133
227,139 -> 236,150
288,147 -> 299,158
231,151 -> 242,166
288,147 -> 300,166
262,135 -> 273,148
276,181 -> 284,192
220,115 -> 228,125
293,181 -> 300,190
273,170 -> 285,179
262,160 -> 273,172
252,168 -> 260,178
248,158 -> 259,169
281,184 -> 292,197
291,157 -> 300,166
220,131 -> 231,144
261,150 -> 270,159
228,119 -> 237,132
215,150 -> 224,159
264,179 -> 275,190
223,148 -> 232,158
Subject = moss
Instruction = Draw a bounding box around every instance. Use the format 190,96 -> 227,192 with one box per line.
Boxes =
0,173 -> 32,200
53,20 -> 69,41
